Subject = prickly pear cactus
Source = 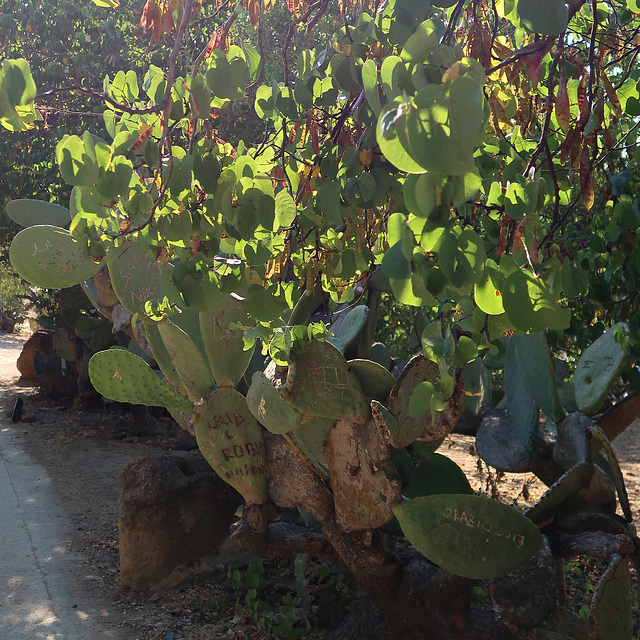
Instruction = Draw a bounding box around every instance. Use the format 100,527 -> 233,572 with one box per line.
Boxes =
348,359 -> 395,402
328,305 -> 369,353
6,199 -> 71,228
10,225 -> 100,288
193,386 -> 267,506
289,417 -> 334,475
200,294 -> 255,387
574,323 -> 629,416
283,339 -> 370,423
387,355 -> 459,448
589,554 -> 633,640
88,348 -> 193,411
106,242 -> 165,317
158,318 -> 214,401
394,494 -> 543,579
325,416 -> 401,531
141,322 -> 185,392
246,372 -> 303,434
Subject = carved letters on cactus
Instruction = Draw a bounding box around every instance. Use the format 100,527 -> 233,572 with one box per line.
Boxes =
395,494 -> 543,579
106,242 -> 165,317
194,387 -> 267,506
10,225 -> 101,288
283,339 -> 370,423
200,294 -> 256,387
324,417 -> 401,531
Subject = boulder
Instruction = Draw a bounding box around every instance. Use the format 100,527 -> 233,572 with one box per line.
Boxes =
16,330 -> 52,379
119,450 -> 241,590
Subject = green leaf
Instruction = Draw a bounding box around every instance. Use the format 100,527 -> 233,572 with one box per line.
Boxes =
0,58 -> 37,130
274,190 -> 297,231
377,100 -> 427,174
438,228 -> 486,289
400,19 -> 440,63
245,284 -> 287,323
517,0 -> 569,36
362,59 -> 382,117
502,269 -> 571,333
56,132 -> 110,187
474,261 -> 505,315
316,181 -> 344,225
394,494 -> 543,579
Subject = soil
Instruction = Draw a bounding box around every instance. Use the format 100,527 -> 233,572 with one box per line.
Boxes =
2,327 -> 640,639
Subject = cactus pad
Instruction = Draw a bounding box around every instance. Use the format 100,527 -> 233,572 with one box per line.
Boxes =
511,333 -> 564,424
284,339 -> 370,422
328,305 -> 369,352
590,554 -> 632,640
406,453 -> 473,498
194,386 -> 267,505
10,225 -> 100,288
158,318 -> 214,401
246,371 -> 303,434
387,355 -> 459,448
574,323 -> 629,416
394,494 -> 543,579
6,199 -> 71,228
88,348 -> 193,411
289,417 -> 334,474
348,359 -> 396,402
106,242 -> 165,316
200,295 -> 255,387
476,409 -> 533,473
325,417 -> 401,531
370,342 -> 391,370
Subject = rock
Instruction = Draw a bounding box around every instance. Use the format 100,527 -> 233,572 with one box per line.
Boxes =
119,450 -> 241,591
16,330 -> 52,379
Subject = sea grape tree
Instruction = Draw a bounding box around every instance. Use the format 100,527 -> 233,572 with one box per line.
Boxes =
4,0 -> 640,637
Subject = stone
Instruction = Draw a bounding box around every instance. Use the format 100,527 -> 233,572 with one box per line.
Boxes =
16,330 -> 52,379
119,450 -> 242,591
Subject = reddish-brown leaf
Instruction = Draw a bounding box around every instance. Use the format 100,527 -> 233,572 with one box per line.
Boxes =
576,74 -> 588,124
496,222 -> 507,259
604,127 -> 613,151
513,216 -> 527,256
580,143 -> 594,211
600,68 -> 622,114
247,0 -> 260,28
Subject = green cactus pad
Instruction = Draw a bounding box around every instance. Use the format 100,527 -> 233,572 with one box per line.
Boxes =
158,318 -> 214,401
476,409 -> 533,473
394,494 -> 543,579
10,225 -> 101,288
6,199 -> 71,228
590,555 -> 632,640
574,323 -> 629,416
409,438 -> 444,457
246,372 -> 303,434
106,242 -> 165,316
200,295 -> 255,387
524,461 -> 593,526
290,417 -> 334,474
370,342 -> 391,370
88,348 -> 193,411
387,355 -> 456,448
142,322 -> 185,392
328,305 -> 369,352
511,333 -> 565,424
406,453 -> 473,498
284,339 -> 370,422
348,359 -> 396,402
504,339 -> 539,451
194,386 -> 267,505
